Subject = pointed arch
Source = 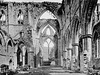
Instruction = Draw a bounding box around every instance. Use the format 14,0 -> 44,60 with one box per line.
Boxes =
39,23 -> 57,36
41,24 -> 56,35
40,10 -> 57,19
7,40 -> 13,47
6,39 -> 14,53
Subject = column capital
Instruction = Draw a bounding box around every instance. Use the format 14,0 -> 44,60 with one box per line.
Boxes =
67,48 -> 73,50
72,43 -> 79,46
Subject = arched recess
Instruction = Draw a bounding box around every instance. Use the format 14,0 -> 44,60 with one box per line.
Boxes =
6,38 -> 14,53
16,41 -> 28,67
17,46 -> 23,66
6,38 -> 14,69
17,41 -> 24,66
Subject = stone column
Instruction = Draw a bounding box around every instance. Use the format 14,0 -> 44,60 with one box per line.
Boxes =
63,50 -> 67,68
58,38 -> 62,66
72,43 -> 79,70
22,55 -> 25,66
67,48 -> 73,70
13,45 -> 18,70
13,52 -> 17,70
87,37 -> 92,67
72,43 -> 79,58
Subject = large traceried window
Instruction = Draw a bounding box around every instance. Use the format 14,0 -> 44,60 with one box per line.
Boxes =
43,38 -> 54,48
41,25 -> 55,60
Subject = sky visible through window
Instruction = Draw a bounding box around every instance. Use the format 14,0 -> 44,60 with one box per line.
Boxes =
40,11 -> 56,19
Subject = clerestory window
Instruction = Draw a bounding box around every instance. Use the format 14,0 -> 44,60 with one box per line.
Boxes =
0,10 -> 6,25
17,9 -> 24,25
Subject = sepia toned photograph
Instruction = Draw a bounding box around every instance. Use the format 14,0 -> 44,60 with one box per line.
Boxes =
0,0 -> 99,75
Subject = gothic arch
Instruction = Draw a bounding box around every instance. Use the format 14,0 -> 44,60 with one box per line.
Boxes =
38,9 -> 61,23
36,9 -> 61,33
71,16 -> 80,43
39,23 -> 57,36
